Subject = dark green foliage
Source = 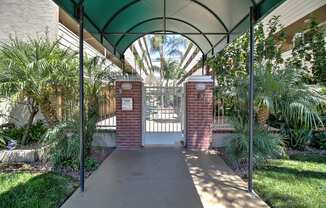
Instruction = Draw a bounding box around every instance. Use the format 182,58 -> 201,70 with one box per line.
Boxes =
311,131 -> 326,150
29,121 -> 48,142
1,121 -> 47,145
225,119 -> 285,168
281,128 -> 312,150
3,127 -> 24,143
85,157 -> 99,171
0,131 -> 11,148
209,15 -> 326,152
42,120 -> 99,171
42,121 -> 79,170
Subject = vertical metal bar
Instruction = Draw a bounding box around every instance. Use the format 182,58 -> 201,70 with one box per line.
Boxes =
202,54 -> 205,75
78,4 -> 85,193
163,0 -> 166,34
248,6 -> 255,193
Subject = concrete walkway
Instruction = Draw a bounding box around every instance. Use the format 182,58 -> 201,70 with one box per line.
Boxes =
61,147 -> 268,208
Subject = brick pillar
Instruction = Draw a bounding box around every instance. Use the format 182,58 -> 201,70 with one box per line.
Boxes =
116,80 -> 143,150
185,76 -> 213,150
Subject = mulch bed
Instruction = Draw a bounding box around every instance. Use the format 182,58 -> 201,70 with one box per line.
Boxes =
58,147 -> 114,180
0,147 -> 115,180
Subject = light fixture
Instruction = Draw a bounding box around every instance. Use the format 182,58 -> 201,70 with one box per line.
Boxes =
196,83 -> 206,99
121,83 -> 132,90
195,83 -> 206,91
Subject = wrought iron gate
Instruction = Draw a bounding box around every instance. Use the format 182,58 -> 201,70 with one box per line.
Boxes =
144,86 -> 184,134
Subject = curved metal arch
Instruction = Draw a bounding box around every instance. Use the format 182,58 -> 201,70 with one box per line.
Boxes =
190,0 -> 229,32
250,0 -> 257,7
101,0 -> 141,32
121,29 -> 204,55
101,0 -> 229,34
114,17 -> 213,50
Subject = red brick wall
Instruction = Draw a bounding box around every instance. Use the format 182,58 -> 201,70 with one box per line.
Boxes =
185,81 -> 213,150
116,81 -> 142,150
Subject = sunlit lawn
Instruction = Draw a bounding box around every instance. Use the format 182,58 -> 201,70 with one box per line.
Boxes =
254,154 -> 326,208
0,172 -> 77,208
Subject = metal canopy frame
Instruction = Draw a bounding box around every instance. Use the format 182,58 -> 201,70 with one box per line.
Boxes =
55,0 -> 284,57
121,30 -> 206,55
114,17 -> 215,49
51,0 -> 286,194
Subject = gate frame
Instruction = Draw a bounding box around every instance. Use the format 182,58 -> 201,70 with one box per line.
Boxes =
142,85 -> 185,146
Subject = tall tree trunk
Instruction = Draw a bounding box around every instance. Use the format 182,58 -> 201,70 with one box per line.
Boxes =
21,108 -> 38,145
39,96 -> 59,127
257,105 -> 269,127
160,46 -> 165,107
85,95 -> 98,155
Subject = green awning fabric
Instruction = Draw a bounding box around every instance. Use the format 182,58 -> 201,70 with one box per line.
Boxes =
53,0 -> 285,59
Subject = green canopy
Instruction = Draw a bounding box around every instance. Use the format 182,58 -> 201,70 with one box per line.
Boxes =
53,0 -> 284,59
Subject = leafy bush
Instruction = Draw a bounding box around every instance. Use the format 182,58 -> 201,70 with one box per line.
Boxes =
3,127 -> 24,142
29,121 -> 48,142
311,131 -> 326,150
42,120 -> 100,171
225,119 -> 286,168
281,128 -> 312,150
0,131 -> 10,149
42,121 -> 80,170
85,158 -> 99,171
1,121 -> 47,145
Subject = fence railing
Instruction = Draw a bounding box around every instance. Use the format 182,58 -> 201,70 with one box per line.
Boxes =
97,85 -> 116,130
57,85 -> 116,130
213,100 -> 233,130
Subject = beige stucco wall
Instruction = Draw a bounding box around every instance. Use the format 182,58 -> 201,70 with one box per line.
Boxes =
0,0 -> 59,42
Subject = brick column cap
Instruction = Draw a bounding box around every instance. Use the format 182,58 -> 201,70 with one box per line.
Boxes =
115,79 -> 143,82
186,75 -> 213,83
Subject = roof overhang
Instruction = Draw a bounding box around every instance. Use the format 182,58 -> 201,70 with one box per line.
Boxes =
53,0 -> 285,59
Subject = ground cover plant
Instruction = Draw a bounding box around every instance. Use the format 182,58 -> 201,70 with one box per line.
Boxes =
254,153 -> 326,208
0,172 -> 77,208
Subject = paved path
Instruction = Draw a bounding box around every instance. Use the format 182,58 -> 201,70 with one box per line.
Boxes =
61,147 -> 268,208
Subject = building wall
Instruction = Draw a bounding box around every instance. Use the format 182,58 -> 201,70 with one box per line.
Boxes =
0,0 -> 59,126
0,0 -> 59,42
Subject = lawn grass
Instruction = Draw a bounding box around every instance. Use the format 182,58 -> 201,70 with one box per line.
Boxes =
254,153 -> 326,208
0,172 -> 77,208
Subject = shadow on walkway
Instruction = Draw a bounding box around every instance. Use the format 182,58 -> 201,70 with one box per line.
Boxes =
61,147 -> 268,208
183,150 -> 269,208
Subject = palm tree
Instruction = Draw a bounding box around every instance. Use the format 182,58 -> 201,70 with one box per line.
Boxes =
149,35 -> 187,81
149,35 -> 187,106
163,60 -> 184,87
84,56 -> 114,154
231,64 -> 326,128
0,37 -> 78,144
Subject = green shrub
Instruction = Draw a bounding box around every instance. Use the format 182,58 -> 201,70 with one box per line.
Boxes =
281,128 -> 312,150
29,121 -> 48,142
3,127 -> 24,143
225,119 -> 286,168
1,121 -> 47,145
42,121 -> 80,170
85,158 -> 99,171
311,131 -> 326,150
0,131 -> 9,148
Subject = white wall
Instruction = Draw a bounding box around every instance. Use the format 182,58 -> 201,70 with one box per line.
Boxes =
0,0 -> 59,42
0,0 -> 59,126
